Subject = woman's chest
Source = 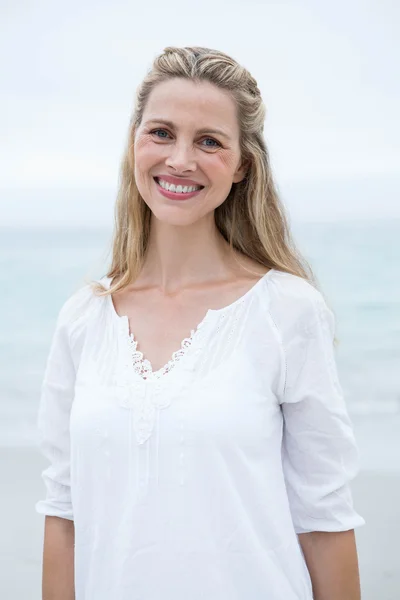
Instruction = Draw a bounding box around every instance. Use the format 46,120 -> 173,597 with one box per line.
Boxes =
72,301 -> 283,452
71,349 -> 282,459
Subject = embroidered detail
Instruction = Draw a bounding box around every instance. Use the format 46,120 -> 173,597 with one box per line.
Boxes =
118,380 -> 159,444
126,323 -> 204,381
115,316 -> 210,445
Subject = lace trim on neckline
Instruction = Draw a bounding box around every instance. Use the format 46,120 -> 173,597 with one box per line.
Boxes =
125,319 -> 207,380
107,269 -> 275,382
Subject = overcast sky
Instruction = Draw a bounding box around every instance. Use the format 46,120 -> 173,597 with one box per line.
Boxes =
1,0 -> 399,226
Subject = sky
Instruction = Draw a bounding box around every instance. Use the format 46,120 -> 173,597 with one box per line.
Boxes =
1,0 -> 399,226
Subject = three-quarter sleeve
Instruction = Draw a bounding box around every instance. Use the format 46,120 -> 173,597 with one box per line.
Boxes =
278,284 -> 365,534
35,301 -> 76,521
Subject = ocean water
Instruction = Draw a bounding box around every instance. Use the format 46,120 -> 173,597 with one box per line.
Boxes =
1,220 -> 399,451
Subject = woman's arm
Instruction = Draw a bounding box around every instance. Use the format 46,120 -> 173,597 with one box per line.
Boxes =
298,530 -> 361,600
35,291 -> 90,597
42,516 -> 75,600
273,283 -> 365,596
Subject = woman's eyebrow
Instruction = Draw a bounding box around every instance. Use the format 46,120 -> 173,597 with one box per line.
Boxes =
144,118 -> 232,140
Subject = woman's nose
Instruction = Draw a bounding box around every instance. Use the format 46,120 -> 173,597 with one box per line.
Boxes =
165,142 -> 196,172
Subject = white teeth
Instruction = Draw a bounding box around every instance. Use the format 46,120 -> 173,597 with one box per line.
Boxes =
157,178 -> 201,193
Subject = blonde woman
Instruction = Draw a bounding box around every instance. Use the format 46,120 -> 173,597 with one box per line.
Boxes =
36,46 -> 365,600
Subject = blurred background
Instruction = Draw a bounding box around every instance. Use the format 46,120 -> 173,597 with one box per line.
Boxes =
1,0 -> 399,598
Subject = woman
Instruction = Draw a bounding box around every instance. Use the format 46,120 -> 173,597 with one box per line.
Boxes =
36,46 -> 365,600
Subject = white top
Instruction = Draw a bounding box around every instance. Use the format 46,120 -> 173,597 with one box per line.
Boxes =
35,268 -> 365,600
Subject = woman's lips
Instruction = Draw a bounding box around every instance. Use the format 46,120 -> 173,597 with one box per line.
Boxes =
153,177 -> 204,201
155,174 -> 204,187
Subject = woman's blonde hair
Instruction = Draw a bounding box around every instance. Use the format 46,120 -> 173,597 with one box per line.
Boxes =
91,45 -> 317,297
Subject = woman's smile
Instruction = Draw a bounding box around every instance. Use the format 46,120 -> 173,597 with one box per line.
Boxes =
153,175 -> 205,202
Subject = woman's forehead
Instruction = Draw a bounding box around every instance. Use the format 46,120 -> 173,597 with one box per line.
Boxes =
142,79 -> 239,132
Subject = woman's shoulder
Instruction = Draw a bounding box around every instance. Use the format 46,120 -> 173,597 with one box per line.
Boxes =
266,268 -> 323,303
57,276 -> 108,329
264,268 -> 331,329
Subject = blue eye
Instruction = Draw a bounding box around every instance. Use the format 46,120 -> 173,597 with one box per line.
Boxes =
202,138 -> 220,148
150,129 -> 220,148
151,129 -> 170,138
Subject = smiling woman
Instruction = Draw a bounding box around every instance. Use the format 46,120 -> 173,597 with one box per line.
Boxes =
132,77 -> 249,224
35,46 -> 365,600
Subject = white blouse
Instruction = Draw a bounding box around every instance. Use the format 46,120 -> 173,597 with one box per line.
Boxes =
35,268 -> 365,600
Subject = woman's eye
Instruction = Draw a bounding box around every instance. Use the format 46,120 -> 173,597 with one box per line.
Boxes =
150,130 -> 220,148
151,129 -> 170,139
201,138 -> 220,148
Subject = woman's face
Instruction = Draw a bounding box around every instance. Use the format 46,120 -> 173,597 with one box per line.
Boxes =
134,78 -> 247,226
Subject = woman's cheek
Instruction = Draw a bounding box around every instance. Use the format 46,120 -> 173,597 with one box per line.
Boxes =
218,149 -> 241,171
135,143 -> 165,179
135,135 -> 160,160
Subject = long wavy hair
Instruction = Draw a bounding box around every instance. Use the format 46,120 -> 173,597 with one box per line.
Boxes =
90,45 -> 317,298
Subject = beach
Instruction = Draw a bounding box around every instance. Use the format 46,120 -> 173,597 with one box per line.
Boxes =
1,436 -> 399,600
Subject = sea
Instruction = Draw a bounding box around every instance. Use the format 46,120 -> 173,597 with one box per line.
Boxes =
1,220 -> 399,469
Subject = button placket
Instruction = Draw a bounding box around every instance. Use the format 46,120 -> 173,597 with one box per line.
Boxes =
117,378 -> 160,445
136,431 -> 151,502
178,405 -> 186,486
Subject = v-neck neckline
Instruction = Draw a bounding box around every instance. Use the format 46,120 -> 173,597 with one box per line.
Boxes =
119,311 -> 210,381
103,269 -> 274,382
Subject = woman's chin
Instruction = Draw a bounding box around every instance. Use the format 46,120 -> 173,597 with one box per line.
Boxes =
147,203 -> 210,227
